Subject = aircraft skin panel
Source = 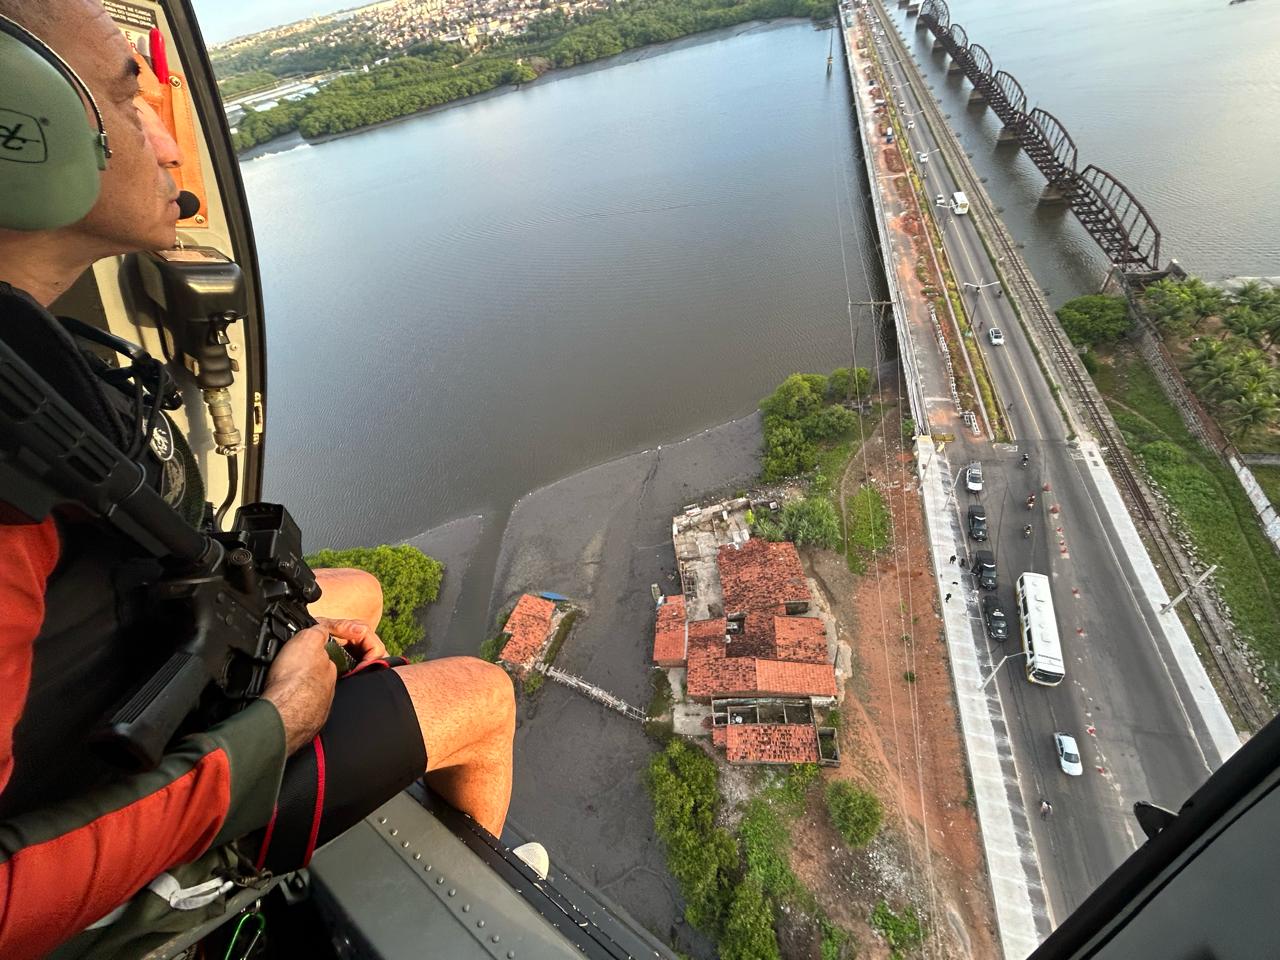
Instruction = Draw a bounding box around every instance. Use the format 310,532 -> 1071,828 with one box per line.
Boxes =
310,791 -> 674,959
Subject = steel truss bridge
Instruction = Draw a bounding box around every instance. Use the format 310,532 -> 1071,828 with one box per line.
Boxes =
915,0 -> 1161,272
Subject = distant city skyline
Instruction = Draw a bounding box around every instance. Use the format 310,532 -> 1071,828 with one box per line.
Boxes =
192,0 -> 359,45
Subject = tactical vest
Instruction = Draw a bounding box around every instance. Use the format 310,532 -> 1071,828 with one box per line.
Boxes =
0,284 -> 205,819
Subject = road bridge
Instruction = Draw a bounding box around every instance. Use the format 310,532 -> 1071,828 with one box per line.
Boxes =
841,2 -> 1241,954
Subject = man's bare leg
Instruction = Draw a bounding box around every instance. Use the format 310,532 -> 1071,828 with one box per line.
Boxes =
309,569 -> 515,835
311,567 -> 384,627
394,658 -> 515,837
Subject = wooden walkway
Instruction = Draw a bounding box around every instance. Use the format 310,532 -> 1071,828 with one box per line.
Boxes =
537,664 -> 647,722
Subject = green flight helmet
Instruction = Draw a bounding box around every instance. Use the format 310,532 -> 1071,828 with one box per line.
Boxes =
0,14 -> 111,231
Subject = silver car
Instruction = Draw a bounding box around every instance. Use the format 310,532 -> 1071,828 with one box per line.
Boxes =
965,461 -> 983,493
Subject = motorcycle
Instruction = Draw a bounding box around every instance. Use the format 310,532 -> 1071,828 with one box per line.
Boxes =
1026,494 -> 1036,510
1023,523 -> 1033,539
1020,454 -> 1029,468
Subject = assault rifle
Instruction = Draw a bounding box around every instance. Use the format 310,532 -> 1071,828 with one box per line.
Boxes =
0,326 -> 335,772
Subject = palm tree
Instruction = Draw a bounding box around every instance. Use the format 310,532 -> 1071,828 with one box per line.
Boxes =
1184,276 -> 1226,329
1232,279 -> 1271,312
1193,354 -> 1243,402
1234,346 -> 1271,379
1141,277 -> 1193,330
1226,390 -> 1279,441
1224,305 -> 1269,346
1188,338 -> 1227,375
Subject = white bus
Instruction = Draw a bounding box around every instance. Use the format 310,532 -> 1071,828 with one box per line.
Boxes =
950,191 -> 970,215
1015,573 -> 1064,686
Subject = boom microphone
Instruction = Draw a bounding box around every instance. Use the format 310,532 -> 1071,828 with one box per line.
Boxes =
176,190 -> 200,220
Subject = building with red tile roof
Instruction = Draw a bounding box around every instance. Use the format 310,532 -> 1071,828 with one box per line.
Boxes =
500,594 -> 556,670
687,652 -> 836,701
687,617 -> 727,645
772,616 -> 828,663
653,596 -> 687,667
652,529 -> 840,765
719,539 -> 810,617
717,539 -> 812,658
724,724 -> 820,765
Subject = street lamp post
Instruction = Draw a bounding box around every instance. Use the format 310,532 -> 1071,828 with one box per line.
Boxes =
963,280 -> 1003,296
978,651 -> 1029,691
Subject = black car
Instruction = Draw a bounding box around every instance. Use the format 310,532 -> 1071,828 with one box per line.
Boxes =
973,550 -> 997,590
982,594 -> 1009,640
967,505 -> 988,541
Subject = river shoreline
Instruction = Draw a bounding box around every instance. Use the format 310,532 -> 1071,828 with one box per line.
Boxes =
237,17 -> 822,161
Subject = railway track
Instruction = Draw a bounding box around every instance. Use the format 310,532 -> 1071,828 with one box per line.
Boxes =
868,0 -> 1269,731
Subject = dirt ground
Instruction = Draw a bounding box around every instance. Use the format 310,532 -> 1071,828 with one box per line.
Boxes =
795,414 -> 999,959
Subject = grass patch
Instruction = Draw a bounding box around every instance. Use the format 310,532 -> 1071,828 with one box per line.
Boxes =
870,901 -> 924,959
845,485 -> 891,573
544,609 -> 578,667
524,671 -> 544,695
644,670 -> 675,742
825,781 -> 883,848
1249,465 -> 1280,505
648,751 -> 840,958
739,764 -> 820,906
1096,347 -> 1280,682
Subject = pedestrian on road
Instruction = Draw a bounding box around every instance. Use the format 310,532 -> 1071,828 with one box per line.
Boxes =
959,558 -> 968,570
948,554 -> 956,565
1040,799 -> 1052,820
945,593 -> 952,603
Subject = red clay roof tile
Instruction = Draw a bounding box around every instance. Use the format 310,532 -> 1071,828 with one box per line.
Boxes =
724,723 -> 819,764
653,596 -> 687,666
687,652 -> 836,700
772,616 -> 828,663
501,594 -> 556,667
718,539 -> 810,617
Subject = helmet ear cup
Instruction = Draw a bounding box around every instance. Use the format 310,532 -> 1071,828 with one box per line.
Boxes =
0,16 -> 108,231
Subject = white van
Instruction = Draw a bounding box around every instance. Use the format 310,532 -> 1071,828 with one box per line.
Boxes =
950,191 -> 970,215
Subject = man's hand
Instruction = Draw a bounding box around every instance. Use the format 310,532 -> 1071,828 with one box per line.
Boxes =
316,616 -> 388,665
262,626 -> 338,755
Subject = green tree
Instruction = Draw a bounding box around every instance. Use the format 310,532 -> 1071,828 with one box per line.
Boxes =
780,496 -> 841,549
1190,353 -> 1243,403
307,544 -> 444,655
827,366 -> 853,402
825,781 -> 883,847
827,365 -> 871,401
1224,305 -> 1269,347
1184,276 -> 1226,326
760,373 -> 824,421
1056,294 -> 1130,346
762,419 -> 817,480
1141,277 -> 1196,331
646,740 -> 738,933
800,404 -> 858,443
1188,337 -> 1229,375
1226,391 -> 1279,441
1232,279 -> 1273,313
720,872 -> 781,960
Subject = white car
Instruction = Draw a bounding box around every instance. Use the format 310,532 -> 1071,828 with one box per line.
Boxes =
918,151 -> 929,163
1055,733 -> 1084,776
907,119 -> 915,130
935,193 -> 945,206
965,461 -> 983,493
988,327 -> 1005,346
